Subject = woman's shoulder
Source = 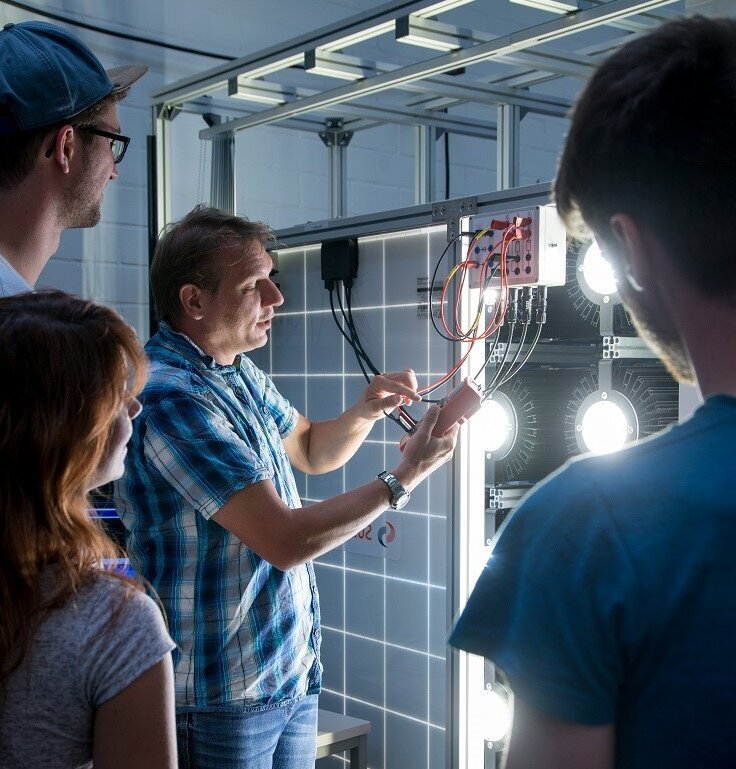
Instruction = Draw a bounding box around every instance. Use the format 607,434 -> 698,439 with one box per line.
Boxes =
78,573 -> 167,631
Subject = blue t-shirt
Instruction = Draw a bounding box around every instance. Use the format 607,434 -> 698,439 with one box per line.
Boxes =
450,395 -> 736,769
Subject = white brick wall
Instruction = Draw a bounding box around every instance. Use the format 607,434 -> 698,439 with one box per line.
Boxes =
1,0 -> 579,341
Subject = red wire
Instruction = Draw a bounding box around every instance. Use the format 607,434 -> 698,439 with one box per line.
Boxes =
417,221 -> 529,397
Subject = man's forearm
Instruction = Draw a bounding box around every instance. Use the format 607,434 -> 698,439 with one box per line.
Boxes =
215,407 -> 456,571
213,456 -> 426,571
302,404 -> 376,473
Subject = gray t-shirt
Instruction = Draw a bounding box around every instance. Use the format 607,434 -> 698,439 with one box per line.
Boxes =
0,572 -> 176,768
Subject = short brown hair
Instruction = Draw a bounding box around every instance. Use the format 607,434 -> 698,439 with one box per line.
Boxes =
554,16 -> 736,296
150,205 -> 274,323
0,91 -> 125,189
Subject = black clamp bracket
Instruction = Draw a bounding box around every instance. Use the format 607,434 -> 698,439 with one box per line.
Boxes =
319,118 -> 354,148
432,196 -> 477,242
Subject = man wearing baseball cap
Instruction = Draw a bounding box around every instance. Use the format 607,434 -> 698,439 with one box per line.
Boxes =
0,20 -> 147,296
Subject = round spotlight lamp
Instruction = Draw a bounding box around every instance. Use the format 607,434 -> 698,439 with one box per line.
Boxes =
576,240 -> 620,305
575,390 -> 638,455
482,683 -> 512,744
480,392 -> 517,459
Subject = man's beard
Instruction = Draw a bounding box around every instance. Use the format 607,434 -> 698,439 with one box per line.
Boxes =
58,160 -> 102,229
626,301 -> 694,384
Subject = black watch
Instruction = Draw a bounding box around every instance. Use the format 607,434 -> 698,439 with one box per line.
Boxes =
377,471 -> 410,510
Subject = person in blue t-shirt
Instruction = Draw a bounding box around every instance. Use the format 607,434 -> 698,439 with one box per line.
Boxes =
450,16 -> 736,769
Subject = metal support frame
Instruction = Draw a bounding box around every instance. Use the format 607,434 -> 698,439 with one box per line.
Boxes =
432,196 -> 477,242
151,0 -> 676,235
153,104 -> 173,236
319,118 -> 353,218
415,125 -> 439,204
204,114 -> 236,214
194,0 -> 675,140
496,103 -> 521,190
274,182 -> 551,247
602,335 -> 657,359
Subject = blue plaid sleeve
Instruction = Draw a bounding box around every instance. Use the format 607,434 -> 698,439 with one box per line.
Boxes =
143,392 -> 274,519
241,358 -> 298,438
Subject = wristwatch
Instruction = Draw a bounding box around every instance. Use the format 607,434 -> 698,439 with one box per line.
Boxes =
377,471 -> 410,510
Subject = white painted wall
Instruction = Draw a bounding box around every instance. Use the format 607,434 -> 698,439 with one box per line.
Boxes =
0,0 -> 574,340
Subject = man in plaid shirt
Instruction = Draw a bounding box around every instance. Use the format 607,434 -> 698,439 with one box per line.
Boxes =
115,205 -> 457,769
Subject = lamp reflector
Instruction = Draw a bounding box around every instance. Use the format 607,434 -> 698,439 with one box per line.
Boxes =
580,399 -> 629,455
482,685 -> 512,742
580,240 -> 617,297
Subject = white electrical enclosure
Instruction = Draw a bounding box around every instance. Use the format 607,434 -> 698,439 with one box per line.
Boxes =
465,204 -> 567,289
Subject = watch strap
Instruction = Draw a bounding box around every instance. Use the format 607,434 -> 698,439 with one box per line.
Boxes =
377,470 -> 410,509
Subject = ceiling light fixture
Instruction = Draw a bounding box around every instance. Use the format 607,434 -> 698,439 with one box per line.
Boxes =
510,0 -> 580,13
396,15 -> 464,51
304,49 -> 376,81
228,77 -> 296,105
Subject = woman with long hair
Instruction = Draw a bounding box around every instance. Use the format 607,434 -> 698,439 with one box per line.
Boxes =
0,290 -> 177,769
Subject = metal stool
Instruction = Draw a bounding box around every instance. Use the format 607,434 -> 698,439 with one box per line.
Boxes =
316,709 -> 371,769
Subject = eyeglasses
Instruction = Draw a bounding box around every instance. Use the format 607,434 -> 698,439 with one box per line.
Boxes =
44,125 -> 131,165
78,126 -> 131,164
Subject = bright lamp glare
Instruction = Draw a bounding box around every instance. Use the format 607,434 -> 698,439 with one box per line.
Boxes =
480,399 -> 513,453
580,400 -> 629,455
582,241 -> 617,297
482,687 -> 512,742
484,287 -> 500,306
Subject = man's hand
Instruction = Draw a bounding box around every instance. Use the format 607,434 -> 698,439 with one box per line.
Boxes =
392,405 -> 458,491
353,369 -> 422,422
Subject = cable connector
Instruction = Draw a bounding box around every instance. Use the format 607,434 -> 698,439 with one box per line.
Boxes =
489,219 -> 511,231
534,286 -> 548,325
521,287 -> 534,323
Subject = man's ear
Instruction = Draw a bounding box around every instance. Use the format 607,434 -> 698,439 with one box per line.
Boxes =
46,125 -> 75,174
179,283 -> 206,321
609,213 -> 650,293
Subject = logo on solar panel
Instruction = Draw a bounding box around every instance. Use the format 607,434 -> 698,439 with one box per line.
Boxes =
377,521 -> 396,548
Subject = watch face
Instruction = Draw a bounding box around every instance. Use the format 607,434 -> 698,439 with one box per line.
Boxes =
393,490 -> 410,510
378,472 -> 410,510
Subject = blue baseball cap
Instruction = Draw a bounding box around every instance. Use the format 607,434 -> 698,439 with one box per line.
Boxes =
0,20 -> 147,134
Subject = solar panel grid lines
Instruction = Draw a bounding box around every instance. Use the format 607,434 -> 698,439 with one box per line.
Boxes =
264,227 -> 453,769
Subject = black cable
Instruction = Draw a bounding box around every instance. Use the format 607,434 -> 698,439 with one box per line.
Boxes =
474,323 -> 505,382
330,286 -> 414,434
485,288 -> 529,393
2,0 -> 235,60
490,318 -> 529,393
342,287 -> 380,377
343,286 -> 417,431
487,288 -> 547,395
329,289 -> 374,385
484,318 -> 516,393
491,322 -> 543,393
429,232 -> 466,343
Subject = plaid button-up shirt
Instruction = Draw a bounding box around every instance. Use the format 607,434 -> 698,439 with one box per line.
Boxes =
115,322 -> 321,709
